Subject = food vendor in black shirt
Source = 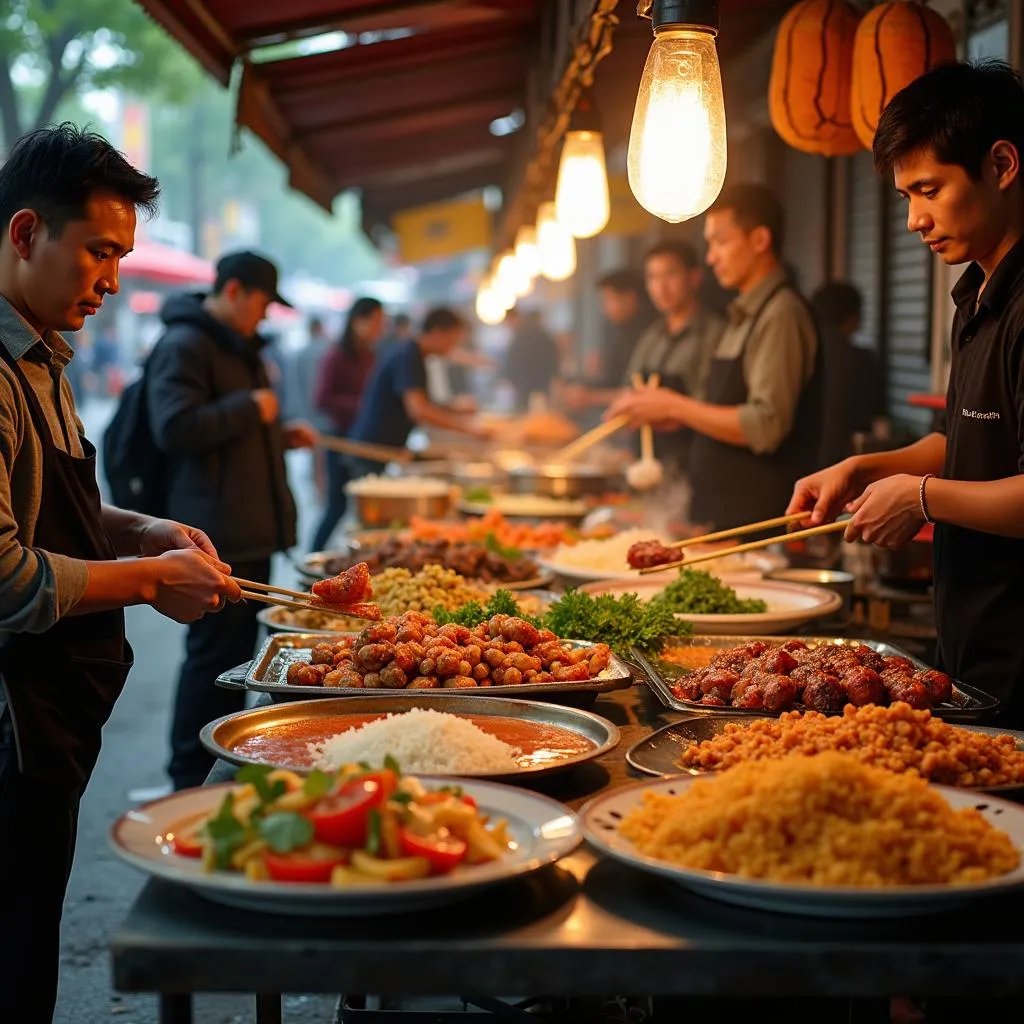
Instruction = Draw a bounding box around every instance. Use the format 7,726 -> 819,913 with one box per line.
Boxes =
789,61 -> 1024,724
348,307 -> 489,465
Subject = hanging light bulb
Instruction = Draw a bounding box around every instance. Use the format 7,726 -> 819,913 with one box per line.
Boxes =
554,92 -> 610,238
535,202 -> 577,282
475,277 -> 506,326
628,0 -> 727,223
514,224 -> 540,279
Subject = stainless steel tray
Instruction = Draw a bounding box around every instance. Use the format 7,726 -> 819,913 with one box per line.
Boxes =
217,632 -> 635,707
200,694 -> 620,780
625,716 -> 1024,797
631,634 -> 1000,721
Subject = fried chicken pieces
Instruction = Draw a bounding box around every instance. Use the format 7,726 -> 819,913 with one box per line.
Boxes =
308,563 -> 381,620
285,611 -> 612,690
671,639 -> 954,713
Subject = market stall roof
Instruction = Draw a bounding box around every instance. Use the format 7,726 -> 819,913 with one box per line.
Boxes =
135,1 -> 797,223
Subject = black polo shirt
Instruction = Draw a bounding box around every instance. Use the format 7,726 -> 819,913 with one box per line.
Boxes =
935,237 -> 1024,723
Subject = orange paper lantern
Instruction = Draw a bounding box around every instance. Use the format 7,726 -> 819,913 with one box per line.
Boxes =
851,2 -> 957,149
769,0 -> 863,157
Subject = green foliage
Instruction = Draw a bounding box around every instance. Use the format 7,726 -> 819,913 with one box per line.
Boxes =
0,0 -> 201,146
541,590 -> 685,657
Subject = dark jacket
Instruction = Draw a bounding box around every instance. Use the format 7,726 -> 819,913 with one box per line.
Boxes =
146,293 -> 297,562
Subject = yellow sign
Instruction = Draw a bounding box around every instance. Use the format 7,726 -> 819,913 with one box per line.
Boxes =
392,195 -> 491,264
606,173 -> 654,238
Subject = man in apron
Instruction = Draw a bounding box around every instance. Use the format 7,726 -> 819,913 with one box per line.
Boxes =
0,125 -> 241,1021
609,186 -> 820,530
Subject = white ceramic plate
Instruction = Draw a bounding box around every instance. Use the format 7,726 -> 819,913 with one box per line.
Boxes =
111,778 -> 580,917
582,776 -> 1024,918
457,497 -> 588,520
536,549 -> 786,588
578,578 -> 842,635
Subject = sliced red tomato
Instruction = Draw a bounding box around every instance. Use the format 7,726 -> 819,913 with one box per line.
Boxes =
308,773 -> 394,848
169,828 -> 203,858
263,845 -> 348,883
398,827 -> 467,875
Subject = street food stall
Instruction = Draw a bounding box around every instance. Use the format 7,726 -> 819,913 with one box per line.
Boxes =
116,1 -> 1024,1022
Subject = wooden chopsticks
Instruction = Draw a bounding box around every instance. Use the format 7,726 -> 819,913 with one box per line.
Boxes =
553,372 -> 660,464
314,434 -> 413,465
669,511 -> 807,551
631,373 -> 660,462
233,576 -> 380,619
638,520 -> 849,575
551,415 -> 631,463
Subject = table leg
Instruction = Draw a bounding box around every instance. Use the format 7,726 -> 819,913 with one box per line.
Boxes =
256,993 -> 283,1024
158,993 -> 193,1024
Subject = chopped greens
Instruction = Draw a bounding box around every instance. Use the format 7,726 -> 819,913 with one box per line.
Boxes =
302,769 -> 333,800
258,811 -> 314,854
201,792 -> 247,870
651,570 -> 768,615
542,590 -> 684,657
432,589 -> 536,628
463,485 -> 493,503
236,764 -> 287,813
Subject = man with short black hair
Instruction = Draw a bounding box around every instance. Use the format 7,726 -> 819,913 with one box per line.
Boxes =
349,306 -> 489,456
0,123 -> 240,1021
790,60 -> 1024,728
147,250 -> 316,791
609,185 -> 820,528
596,268 -> 657,388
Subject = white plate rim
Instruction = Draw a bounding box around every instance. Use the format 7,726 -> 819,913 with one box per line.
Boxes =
535,552 -> 785,584
110,777 -> 581,907
576,577 -> 843,628
581,775 -> 1024,905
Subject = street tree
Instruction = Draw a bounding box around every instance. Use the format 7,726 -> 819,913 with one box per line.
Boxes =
0,0 -> 197,150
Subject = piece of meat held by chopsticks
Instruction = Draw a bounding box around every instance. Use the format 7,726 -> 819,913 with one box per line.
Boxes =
309,563 -> 382,619
626,539 -> 677,570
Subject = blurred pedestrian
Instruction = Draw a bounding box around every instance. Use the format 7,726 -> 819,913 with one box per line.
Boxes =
147,251 -> 317,790
295,316 -> 333,500
811,281 -> 879,465
501,305 -> 561,410
311,298 -> 386,550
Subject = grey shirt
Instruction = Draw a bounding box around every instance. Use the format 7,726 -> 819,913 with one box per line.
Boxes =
715,267 -> 818,455
0,295 -> 90,641
624,306 -> 724,398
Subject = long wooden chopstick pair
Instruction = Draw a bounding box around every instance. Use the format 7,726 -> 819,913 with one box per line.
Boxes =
630,372 -> 661,463
553,373 -> 662,463
638,519 -> 849,574
233,577 -> 379,619
314,434 -> 413,464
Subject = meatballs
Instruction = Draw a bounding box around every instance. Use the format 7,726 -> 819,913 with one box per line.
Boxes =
669,639 -> 953,715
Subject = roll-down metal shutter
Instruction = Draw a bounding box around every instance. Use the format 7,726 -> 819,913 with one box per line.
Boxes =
882,189 -> 933,434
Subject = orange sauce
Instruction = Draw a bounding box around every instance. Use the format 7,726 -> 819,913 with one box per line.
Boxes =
230,714 -> 595,770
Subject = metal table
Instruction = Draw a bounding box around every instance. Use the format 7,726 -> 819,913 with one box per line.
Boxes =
111,667 -> 1024,1023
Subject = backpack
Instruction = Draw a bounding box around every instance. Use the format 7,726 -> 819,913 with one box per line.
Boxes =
103,364 -> 168,517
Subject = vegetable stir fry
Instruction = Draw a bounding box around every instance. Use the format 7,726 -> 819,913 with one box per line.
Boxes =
167,762 -> 511,885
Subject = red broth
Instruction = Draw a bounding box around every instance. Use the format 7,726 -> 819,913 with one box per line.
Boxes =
230,714 -> 595,770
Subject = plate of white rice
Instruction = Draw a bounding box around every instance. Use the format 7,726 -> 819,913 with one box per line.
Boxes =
201,695 -> 620,780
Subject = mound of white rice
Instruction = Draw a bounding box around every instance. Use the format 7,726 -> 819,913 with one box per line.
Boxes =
307,708 -> 521,774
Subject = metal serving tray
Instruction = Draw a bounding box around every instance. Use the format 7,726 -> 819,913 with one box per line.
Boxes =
631,634 -> 1000,722
217,632 -> 634,708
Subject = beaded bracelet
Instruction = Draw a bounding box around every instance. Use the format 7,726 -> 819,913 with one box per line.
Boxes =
919,473 -> 934,525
